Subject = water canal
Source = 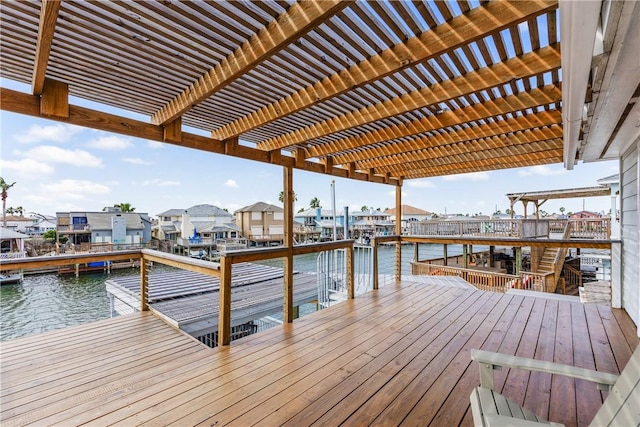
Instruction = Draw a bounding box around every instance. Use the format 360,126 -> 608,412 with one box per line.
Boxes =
1,244 -> 478,341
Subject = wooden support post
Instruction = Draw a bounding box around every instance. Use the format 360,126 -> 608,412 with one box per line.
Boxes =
347,244 -> 354,299
489,246 -> 495,268
75,263 -> 79,278
395,184 -> 402,283
163,117 -> 182,143
413,243 -> 418,262
40,78 -> 69,118
372,238 -> 379,290
140,258 -> 149,311
218,256 -> 232,346
443,244 -> 448,266
283,166 -> 294,323
463,245 -> 468,269
515,247 -> 522,275
292,306 -> 299,320
469,244 -> 473,264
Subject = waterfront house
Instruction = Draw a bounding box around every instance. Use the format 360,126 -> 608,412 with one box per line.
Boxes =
154,204 -> 239,243
235,202 -> 284,246
56,209 -> 152,247
384,205 -> 434,232
24,213 -> 56,235
1,0 -> 639,425
0,228 -> 27,258
0,215 -> 34,233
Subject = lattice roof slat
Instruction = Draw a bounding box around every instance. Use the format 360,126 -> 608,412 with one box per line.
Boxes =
0,0 -> 565,184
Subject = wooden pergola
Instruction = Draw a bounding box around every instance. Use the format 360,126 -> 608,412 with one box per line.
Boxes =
506,185 -> 612,218
1,0 -> 562,183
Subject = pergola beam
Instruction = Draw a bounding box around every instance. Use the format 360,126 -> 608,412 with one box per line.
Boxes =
31,0 -> 61,95
400,152 -> 563,179
376,139 -> 563,174
363,130 -> 563,171
212,0 -> 557,140
150,0 -> 352,126
257,45 -> 560,151
310,85 -> 562,161
1,87 -> 399,185
332,110 -> 562,166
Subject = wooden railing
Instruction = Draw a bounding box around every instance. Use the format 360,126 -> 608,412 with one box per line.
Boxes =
0,240 -> 355,347
562,264 -> 583,294
411,261 -> 555,294
567,218 -> 611,239
409,218 -> 611,239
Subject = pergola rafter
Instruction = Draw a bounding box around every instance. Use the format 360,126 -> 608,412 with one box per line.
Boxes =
256,45 -> 561,151
332,111 -> 563,166
0,0 -> 566,182
306,85 -> 562,161
211,0 -> 557,141
150,0 -> 353,126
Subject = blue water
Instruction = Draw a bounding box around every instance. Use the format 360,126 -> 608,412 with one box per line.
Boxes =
0,244 -> 481,341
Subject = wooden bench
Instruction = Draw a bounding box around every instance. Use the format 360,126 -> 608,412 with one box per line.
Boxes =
470,345 -> 639,426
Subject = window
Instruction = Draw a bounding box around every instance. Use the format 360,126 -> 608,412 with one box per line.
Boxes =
274,212 -> 283,220
251,211 -> 261,220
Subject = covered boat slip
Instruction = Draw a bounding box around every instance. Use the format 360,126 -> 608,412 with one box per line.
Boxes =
1,281 -> 637,426
106,263 -> 318,336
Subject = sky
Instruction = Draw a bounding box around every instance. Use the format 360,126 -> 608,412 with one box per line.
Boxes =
1,78 -> 617,219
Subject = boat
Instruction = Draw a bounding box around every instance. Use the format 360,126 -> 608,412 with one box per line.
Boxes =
0,273 -> 23,285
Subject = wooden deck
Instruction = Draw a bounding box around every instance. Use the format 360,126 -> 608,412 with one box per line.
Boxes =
1,282 -> 638,426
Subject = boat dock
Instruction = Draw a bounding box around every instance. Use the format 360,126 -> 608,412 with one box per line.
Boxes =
106,263 -> 318,340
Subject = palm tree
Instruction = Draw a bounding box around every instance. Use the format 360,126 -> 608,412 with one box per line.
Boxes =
361,205 -> 368,212
310,197 -> 321,209
278,190 -> 297,204
1,177 -> 16,227
114,203 -> 135,212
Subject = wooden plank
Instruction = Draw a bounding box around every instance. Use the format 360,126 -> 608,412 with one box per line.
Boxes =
281,291 -> 495,425
129,286 -> 458,426
387,293 -> 510,425
523,299 -> 558,420
548,299 -> 576,425
2,282 -> 634,426
56,284 -> 450,425
571,302 -> 603,426
428,293 -> 523,426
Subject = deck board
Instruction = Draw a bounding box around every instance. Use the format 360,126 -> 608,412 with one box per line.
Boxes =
1,282 -> 637,427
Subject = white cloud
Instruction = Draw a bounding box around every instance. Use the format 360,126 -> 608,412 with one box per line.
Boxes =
17,145 -> 103,167
142,179 -> 180,187
518,165 -> 567,177
147,140 -> 163,149
0,158 -> 55,177
14,123 -> 83,144
87,135 -> 133,150
442,171 -> 490,181
224,179 -> 239,188
407,180 -> 436,188
40,179 -> 111,200
123,157 -> 153,165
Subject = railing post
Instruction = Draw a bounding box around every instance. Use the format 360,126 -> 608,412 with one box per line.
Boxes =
140,256 -> 149,311
347,244 -> 354,299
395,184 -> 402,283
515,247 -> 522,275
372,238 -> 379,290
443,244 -> 448,266
218,255 -> 232,346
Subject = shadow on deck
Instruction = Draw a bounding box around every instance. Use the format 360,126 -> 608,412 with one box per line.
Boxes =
1,282 -> 637,426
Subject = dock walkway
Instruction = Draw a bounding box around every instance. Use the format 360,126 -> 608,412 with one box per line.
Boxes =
1,281 -> 637,426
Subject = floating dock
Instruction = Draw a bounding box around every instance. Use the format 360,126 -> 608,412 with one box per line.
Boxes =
106,263 -> 318,340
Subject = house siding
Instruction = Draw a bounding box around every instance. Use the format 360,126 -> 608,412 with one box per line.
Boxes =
621,141 -> 639,329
